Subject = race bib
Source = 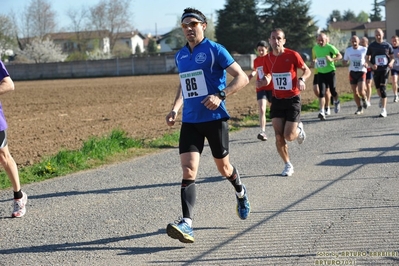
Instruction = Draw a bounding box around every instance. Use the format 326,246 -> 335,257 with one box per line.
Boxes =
256,66 -> 264,79
272,72 -> 292,90
179,70 -> 208,99
317,57 -> 327,68
375,55 -> 388,66
351,60 -> 362,69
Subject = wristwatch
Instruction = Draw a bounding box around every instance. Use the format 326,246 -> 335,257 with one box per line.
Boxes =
218,90 -> 226,100
299,77 -> 306,82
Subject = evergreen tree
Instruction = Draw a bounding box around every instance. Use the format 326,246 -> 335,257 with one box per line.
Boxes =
342,10 -> 356,22
261,0 -> 317,51
215,0 -> 261,54
146,38 -> 158,54
328,10 -> 342,23
369,0 -> 383,21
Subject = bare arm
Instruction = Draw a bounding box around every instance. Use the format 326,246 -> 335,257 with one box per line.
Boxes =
0,76 -> 15,95
365,54 -> 376,70
165,84 -> 183,126
297,64 -> 312,91
201,62 -> 249,111
388,53 -> 395,69
224,62 -> 249,96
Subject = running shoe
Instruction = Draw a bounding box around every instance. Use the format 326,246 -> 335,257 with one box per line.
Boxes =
297,122 -> 306,144
354,107 -> 363,115
166,219 -> 194,243
318,112 -> 326,121
366,101 -> 371,107
394,95 -> 398,103
12,191 -> 28,218
334,100 -> 340,113
325,108 -> 331,116
379,109 -> 387,118
236,184 -> 250,220
257,132 -> 267,141
362,98 -> 368,109
281,163 -> 294,176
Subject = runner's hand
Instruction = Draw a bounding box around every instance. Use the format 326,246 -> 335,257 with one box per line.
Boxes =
201,94 -> 222,110
166,110 -> 177,126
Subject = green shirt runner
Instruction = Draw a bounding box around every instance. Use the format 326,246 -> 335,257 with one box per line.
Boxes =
312,43 -> 340,73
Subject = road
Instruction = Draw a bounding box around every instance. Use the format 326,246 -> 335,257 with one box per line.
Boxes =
1,95 -> 399,265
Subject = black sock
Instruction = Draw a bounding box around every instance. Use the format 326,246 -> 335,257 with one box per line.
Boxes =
227,166 -> 243,193
14,189 -> 23,199
181,179 -> 196,220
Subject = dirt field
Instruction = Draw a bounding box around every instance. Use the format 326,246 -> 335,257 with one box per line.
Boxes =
3,68 -> 351,166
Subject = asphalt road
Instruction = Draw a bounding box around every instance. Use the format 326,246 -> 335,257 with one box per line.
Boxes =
1,94 -> 399,266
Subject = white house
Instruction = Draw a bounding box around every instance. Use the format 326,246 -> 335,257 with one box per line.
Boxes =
115,30 -> 146,54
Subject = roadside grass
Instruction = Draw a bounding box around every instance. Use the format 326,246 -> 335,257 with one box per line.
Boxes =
0,130 -> 180,189
0,86 -> 381,190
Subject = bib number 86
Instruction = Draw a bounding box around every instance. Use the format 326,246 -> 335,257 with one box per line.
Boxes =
185,78 -> 199,97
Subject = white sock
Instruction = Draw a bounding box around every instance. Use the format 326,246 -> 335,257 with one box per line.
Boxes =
183,218 -> 192,227
236,189 -> 244,198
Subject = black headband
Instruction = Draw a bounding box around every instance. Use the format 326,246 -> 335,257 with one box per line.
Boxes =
181,13 -> 205,23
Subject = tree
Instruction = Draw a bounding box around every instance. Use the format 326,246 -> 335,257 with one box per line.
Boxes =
356,11 -> 369,23
0,15 -> 17,59
216,0 -> 261,54
327,10 -> 342,25
146,38 -> 158,54
20,0 -> 57,41
112,42 -> 132,58
165,27 -> 186,51
134,44 -> 142,55
342,10 -> 356,22
204,15 -> 216,41
18,38 -> 66,63
326,29 -> 348,53
65,5 -> 98,59
369,0 -> 383,21
88,0 -> 133,52
261,0 -> 317,51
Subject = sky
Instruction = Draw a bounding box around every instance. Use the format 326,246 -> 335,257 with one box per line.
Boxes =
1,0 -> 383,35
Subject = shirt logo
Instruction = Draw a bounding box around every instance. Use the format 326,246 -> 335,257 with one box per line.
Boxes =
180,54 -> 189,60
195,52 -> 207,64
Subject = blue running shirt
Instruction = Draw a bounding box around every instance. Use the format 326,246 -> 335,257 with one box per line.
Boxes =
175,38 -> 234,123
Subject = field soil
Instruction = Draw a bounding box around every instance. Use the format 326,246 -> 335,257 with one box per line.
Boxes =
4,69 -> 351,166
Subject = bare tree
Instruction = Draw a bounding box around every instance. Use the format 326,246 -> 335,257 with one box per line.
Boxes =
88,0 -> 133,51
0,15 -> 18,58
20,0 -> 57,41
66,6 -> 93,53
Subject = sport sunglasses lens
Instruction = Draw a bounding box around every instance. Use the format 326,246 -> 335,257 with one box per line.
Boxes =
181,22 -> 201,28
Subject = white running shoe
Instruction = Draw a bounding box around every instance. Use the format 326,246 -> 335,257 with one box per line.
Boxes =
12,191 -> 28,218
354,107 -> 363,115
281,163 -> 294,176
257,131 -> 267,141
325,108 -> 331,115
379,109 -> 387,118
366,101 -> 371,107
318,112 -> 326,121
297,122 -> 306,144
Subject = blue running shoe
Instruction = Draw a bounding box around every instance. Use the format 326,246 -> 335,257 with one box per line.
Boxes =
166,219 -> 194,243
236,185 -> 250,220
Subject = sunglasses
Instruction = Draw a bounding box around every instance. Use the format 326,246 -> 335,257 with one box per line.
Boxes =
181,21 -> 203,29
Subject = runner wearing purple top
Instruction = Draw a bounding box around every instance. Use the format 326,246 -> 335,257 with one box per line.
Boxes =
0,60 -> 28,217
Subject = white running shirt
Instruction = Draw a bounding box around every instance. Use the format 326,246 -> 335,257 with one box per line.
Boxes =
344,46 -> 367,72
